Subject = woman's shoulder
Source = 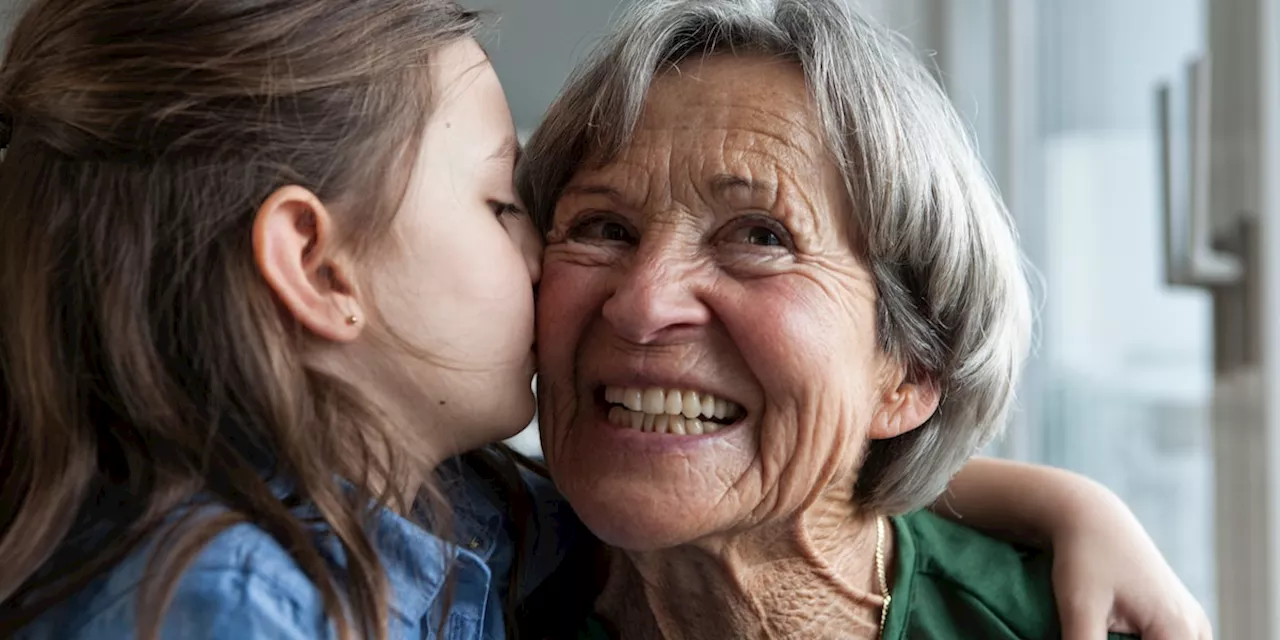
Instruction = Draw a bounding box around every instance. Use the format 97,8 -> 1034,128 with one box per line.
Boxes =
15,519 -> 329,640
885,510 -> 1136,640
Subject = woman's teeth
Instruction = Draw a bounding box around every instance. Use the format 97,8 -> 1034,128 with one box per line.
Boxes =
603,386 -> 744,434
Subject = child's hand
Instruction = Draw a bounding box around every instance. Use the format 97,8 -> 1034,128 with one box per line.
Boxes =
1050,488 -> 1212,640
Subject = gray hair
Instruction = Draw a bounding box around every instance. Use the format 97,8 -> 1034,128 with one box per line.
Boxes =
519,0 -> 1033,514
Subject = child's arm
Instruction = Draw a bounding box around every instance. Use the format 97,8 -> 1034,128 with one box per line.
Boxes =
935,457 -> 1213,640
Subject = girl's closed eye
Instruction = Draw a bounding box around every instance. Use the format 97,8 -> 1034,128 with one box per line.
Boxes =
490,200 -> 524,218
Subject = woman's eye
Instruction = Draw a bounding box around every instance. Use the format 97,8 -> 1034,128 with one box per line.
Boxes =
569,215 -> 637,244
743,226 -> 783,247
722,216 -> 793,250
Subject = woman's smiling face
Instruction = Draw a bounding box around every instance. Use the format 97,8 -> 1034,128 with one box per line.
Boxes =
535,54 -> 937,550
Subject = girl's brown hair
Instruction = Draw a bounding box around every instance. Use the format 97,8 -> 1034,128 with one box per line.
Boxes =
0,0 -> 491,638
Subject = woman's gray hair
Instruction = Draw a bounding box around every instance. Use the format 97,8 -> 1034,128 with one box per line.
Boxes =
519,0 -> 1033,514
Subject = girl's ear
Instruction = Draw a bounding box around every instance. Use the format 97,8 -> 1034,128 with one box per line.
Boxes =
253,185 -> 364,341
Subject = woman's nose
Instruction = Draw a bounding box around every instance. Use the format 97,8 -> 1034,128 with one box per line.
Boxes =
601,249 -> 711,345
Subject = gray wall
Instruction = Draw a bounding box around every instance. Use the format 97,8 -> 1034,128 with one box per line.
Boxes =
465,0 -> 629,134
0,0 -> 16,58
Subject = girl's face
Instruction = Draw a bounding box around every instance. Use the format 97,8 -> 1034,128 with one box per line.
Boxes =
336,38 -> 542,460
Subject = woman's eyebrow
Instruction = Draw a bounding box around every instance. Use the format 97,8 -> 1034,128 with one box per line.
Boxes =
709,173 -> 776,198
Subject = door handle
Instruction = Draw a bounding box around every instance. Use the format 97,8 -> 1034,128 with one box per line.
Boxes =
1158,55 -> 1245,288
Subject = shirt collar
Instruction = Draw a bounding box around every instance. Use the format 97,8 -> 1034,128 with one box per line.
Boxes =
376,469 -> 506,625
289,464 -> 507,626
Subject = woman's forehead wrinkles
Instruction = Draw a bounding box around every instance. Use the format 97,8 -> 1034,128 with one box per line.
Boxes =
618,128 -> 821,178
634,112 -> 822,156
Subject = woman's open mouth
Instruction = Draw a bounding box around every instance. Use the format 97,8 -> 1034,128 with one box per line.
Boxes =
600,386 -> 745,435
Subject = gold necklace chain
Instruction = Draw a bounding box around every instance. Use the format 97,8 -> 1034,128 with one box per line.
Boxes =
875,516 -> 891,640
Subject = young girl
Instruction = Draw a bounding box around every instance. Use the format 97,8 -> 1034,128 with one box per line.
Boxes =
0,0 -> 1207,639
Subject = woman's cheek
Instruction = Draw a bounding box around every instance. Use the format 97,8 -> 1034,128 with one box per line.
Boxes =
536,258 -> 607,425
538,262 -> 594,343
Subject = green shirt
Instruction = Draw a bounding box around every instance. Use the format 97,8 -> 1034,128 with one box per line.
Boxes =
882,509 -> 1136,639
575,510 -> 1139,639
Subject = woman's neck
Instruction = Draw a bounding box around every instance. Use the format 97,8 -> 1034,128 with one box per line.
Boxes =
596,496 -> 893,640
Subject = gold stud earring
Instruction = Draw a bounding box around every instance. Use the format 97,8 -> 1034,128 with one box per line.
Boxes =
346,315 -> 359,326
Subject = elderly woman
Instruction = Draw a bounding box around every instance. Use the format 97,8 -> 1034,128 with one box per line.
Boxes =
520,1 -> 1153,638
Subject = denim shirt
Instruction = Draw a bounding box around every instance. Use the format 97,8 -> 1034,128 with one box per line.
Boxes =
14,458 -> 578,640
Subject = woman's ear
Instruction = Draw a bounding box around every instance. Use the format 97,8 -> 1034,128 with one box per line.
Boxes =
868,371 -> 941,440
253,185 -> 364,342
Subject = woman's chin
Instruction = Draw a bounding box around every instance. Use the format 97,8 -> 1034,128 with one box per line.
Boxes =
576,507 -> 701,551
555,475 -> 727,551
